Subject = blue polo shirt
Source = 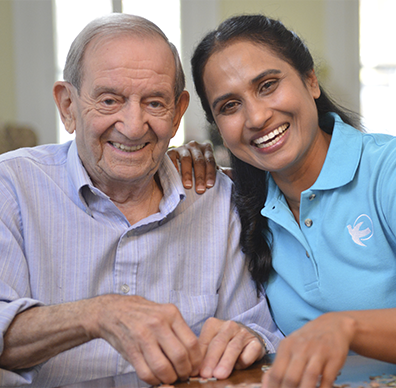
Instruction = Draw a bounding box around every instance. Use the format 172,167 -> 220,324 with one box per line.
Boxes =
262,113 -> 396,336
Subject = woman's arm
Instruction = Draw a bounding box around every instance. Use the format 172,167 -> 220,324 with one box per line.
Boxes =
262,308 -> 396,388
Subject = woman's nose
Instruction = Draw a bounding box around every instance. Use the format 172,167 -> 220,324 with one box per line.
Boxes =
244,99 -> 272,131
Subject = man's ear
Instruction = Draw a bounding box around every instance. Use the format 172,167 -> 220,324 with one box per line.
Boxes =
171,90 -> 190,138
53,81 -> 77,134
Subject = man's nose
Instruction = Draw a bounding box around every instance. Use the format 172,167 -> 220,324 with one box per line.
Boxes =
244,99 -> 273,131
115,102 -> 147,138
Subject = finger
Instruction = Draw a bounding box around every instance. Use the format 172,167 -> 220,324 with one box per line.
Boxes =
294,356 -> 323,388
177,148 -> 195,189
187,143 -> 207,194
234,338 -> 265,370
211,334 -> 248,379
200,320 -> 247,379
318,359 -> 344,388
261,351 -> 291,388
167,148 -> 180,172
198,318 -> 224,377
202,143 -> 217,188
126,339 -> 175,385
170,315 -> 203,378
156,337 -> 192,382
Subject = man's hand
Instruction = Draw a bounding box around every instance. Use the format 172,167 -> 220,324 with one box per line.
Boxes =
261,312 -> 356,388
91,295 -> 202,386
198,318 -> 266,380
167,141 -> 217,194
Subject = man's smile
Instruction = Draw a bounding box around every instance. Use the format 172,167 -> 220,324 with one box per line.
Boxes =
109,141 -> 148,152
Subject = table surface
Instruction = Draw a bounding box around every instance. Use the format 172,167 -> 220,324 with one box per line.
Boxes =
61,353 -> 396,388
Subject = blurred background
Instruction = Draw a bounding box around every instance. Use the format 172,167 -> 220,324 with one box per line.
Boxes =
0,0 -> 395,159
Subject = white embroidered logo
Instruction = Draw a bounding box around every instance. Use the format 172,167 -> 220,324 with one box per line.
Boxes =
347,214 -> 374,247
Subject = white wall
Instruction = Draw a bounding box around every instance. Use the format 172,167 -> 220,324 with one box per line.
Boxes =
10,0 -> 360,145
13,0 -> 58,144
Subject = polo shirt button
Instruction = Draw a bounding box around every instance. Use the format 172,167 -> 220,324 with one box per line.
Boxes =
304,219 -> 313,227
121,284 -> 130,294
309,194 -> 316,201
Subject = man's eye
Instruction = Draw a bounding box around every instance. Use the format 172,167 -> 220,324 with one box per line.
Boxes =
149,101 -> 163,108
103,99 -> 116,106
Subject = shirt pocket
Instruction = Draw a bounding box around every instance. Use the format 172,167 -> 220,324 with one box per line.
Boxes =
170,290 -> 219,336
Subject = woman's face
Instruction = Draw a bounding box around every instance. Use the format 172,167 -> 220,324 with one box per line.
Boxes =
203,40 -> 323,177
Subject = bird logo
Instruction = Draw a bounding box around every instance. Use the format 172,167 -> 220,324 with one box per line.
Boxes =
347,214 -> 374,247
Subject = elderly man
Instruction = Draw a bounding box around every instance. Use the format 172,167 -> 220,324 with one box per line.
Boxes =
0,14 -> 281,387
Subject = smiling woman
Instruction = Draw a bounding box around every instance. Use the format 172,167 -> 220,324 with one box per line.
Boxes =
168,13 -> 396,388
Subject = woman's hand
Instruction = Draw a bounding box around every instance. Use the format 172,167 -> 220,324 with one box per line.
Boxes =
262,312 -> 356,388
167,141 -> 218,194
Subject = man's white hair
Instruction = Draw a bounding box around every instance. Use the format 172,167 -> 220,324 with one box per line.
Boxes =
63,13 -> 185,101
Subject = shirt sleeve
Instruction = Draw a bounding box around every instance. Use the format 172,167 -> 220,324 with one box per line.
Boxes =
214,199 -> 283,353
0,178 -> 44,385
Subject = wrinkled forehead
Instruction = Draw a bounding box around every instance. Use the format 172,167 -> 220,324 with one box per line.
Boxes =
81,33 -> 176,88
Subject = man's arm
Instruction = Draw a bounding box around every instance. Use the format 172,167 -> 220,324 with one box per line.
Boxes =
0,294 -> 202,386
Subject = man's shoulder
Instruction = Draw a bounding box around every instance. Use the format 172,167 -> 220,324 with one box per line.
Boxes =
0,142 -> 70,168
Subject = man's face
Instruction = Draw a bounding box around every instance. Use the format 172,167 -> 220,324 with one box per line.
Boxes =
67,34 -> 187,190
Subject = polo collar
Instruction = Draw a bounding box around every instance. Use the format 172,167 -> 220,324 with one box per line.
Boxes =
264,113 -> 363,211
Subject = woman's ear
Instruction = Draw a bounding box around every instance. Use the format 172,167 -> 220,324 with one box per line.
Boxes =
306,70 -> 321,100
53,81 -> 77,134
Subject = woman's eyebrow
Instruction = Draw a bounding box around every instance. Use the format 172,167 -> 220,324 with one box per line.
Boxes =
212,93 -> 233,110
250,69 -> 281,84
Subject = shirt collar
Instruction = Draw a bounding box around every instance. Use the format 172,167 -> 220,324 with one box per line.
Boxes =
311,113 -> 362,190
66,140 -> 186,216
264,113 -> 363,210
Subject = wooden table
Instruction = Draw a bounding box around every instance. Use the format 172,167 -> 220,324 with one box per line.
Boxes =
173,354 -> 271,388
61,354 -> 396,388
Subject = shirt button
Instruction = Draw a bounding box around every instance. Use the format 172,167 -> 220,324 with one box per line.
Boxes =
121,284 -> 130,294
304,219 -> 313,228
309,194 -> 316,201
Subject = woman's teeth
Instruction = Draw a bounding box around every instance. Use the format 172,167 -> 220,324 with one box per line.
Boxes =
253,124 -> 289,149
111,142 -> 146,152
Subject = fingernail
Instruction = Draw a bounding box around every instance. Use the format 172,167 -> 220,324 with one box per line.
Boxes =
196,185 -> 206,193
185,180 -> 192,188
201,367 -> 212,378
207,180 -> 214,188
213,366 -> 227,379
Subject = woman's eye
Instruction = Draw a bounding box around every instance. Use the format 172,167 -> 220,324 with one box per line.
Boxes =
220,101 -> 239,114
260,80 -> 278,93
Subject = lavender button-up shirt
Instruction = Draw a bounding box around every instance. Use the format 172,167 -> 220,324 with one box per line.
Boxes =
0,141 -> 282,387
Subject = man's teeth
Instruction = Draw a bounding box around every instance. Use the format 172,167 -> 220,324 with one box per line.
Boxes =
111,142 -> 146,152
254,124 -> 288,149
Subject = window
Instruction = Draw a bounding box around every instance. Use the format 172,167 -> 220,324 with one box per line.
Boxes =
360,0 -> 396,134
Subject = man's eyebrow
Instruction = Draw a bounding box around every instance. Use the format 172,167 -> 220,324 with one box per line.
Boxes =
92,86 -> 118,96
211,69 -> 282,110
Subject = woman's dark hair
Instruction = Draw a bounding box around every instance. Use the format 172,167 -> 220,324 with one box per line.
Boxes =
191,14 -> 360,293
